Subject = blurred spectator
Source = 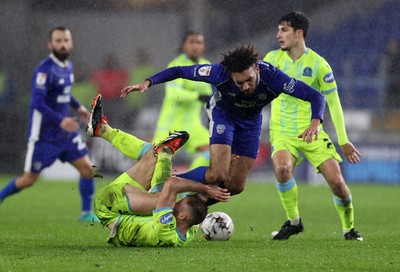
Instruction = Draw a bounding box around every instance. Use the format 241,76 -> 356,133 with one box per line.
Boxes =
91,53 -> 129,127
381,38 -> 400,109
72,67 -> 97,108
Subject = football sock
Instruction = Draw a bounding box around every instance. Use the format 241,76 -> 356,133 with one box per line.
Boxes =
79,177 -> 95,212
0,177 -> 20,201
333,194 -> 354,231
177,166 -> 208,184
149,152 -> 172,193
188,150 -> 210,170
276,177 -> 300,223
102,127 -> 152,160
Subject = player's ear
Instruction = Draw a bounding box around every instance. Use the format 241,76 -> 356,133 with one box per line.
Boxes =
176,212 -> 187,221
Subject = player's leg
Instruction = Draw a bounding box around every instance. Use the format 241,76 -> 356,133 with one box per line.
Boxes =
86,94 -> 153,161
303,133 -> 362,241
0,140 -> 59,203
318,158 -> 363,241
70,153 -> 98,222
271,150 -> 304,240
269,135 -> 304,240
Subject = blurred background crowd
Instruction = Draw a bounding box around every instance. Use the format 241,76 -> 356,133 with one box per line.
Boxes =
0,0 -> 399,183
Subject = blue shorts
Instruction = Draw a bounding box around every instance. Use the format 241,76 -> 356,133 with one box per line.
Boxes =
24,132 -> 89,173
208,107 -> 262,159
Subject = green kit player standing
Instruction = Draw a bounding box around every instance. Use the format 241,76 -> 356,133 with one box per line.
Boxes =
153,31 -> 212,170
264,11 -> 363,240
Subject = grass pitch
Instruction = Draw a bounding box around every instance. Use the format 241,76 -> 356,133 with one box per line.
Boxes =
0,177 -> 399,272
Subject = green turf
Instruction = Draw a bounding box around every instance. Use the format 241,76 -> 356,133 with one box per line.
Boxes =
0,177 -> 399,272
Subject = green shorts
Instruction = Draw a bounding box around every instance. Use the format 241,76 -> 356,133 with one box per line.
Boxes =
153,124 -> 209,154
94,172 -> 145,227
270,130 -> 342,172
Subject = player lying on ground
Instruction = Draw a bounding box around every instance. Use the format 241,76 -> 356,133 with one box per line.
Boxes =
121,44 -> 326,204
87,94 -> 230,247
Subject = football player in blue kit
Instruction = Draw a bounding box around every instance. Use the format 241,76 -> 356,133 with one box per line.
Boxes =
121,44 -> 326,202
0,27 -> 98,222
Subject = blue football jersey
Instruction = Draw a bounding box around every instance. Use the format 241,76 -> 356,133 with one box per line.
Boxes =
28,54 -> 80,143
148,61 -> 325,121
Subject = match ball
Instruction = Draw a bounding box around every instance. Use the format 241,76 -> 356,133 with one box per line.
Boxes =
201,211 -> 234,241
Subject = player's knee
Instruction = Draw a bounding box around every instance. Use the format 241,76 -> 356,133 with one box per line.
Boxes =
79,165 -> 94,179
226,182 -> 245,196
206,169 -> 230,184
274,164 -> 292,181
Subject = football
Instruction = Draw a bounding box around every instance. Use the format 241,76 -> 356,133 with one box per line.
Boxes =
201,211 -> 234,241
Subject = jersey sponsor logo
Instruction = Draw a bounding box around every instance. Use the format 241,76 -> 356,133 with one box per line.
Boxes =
58,78 -> 65,85
283,78 -> 296,93
198,66 -> 212,76
323,72 -> 335,83
303,67 -> 312,77
216,124 -> 225,134
36,72 -> 47,88
160,212 -> 173,224
57,94 -> 71,103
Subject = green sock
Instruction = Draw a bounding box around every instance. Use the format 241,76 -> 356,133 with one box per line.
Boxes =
188,151 -> 210,170
333,194 -> 354,231
149,152 -> 172,193
103,128 -> 152,160
276,178 -> 299,221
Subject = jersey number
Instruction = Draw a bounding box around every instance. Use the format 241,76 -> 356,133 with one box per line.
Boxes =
73,135 -> 86,150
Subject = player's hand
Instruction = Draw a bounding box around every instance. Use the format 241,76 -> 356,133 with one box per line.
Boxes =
204,185 -> 231,202
340,142 -> 362,164
76,105 -> 90,124
60,117 -> 79,132
298,119 -> 320,143
120,80 -> 151,99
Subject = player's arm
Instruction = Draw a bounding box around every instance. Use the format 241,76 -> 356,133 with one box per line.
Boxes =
156,176 -> 230,210
120,64 -> 226,99
319,63 -> 362,163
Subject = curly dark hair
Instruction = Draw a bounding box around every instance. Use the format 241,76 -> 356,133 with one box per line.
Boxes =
185,195 -> 208,226
221,44 -> 259,73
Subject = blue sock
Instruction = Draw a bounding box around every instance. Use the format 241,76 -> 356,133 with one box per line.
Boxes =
177,166 -> 208,184
0,177 -> 20,201
79,177 -> 95,212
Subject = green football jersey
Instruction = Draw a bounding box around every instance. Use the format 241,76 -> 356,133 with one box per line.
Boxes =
113,207 -> 197,247
264,48 -> 337,136
153,54 -> 212,143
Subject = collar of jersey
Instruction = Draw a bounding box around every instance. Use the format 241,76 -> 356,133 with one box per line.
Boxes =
49,53 -> 67,68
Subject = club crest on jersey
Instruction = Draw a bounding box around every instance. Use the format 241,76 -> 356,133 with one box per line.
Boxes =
323,72 -> 335,83
36,72 -> 47,88
198,66 -> 212,76
303,67 -> 312,77
216,124 -> 225,134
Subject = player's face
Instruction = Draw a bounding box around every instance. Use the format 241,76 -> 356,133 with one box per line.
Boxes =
182,34 -> 205,62
231,65 -> 260,95
277,22 -> 301,51
48,30 -> 73,62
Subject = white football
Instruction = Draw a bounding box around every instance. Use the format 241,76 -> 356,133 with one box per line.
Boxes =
201,211 -> 234,241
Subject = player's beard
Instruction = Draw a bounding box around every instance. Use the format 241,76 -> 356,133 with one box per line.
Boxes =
52,49 -> 70,62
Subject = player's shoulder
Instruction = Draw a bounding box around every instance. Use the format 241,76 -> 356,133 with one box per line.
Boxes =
263,49 -> 281,61
36,55 -> 53,72
306,48 -> 330,65
168,54 -> 192,67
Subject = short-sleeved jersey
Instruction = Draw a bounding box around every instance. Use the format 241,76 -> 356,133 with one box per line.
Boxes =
148,61 -> 325,121
115,207 -> 197,247
264,48 -> 336,136
28,54 -> 80,143
153,54 -> 212,143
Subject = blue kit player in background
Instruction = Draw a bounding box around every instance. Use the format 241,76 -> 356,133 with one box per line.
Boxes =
0,27 -> 98,222
121,44 -> 326,203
